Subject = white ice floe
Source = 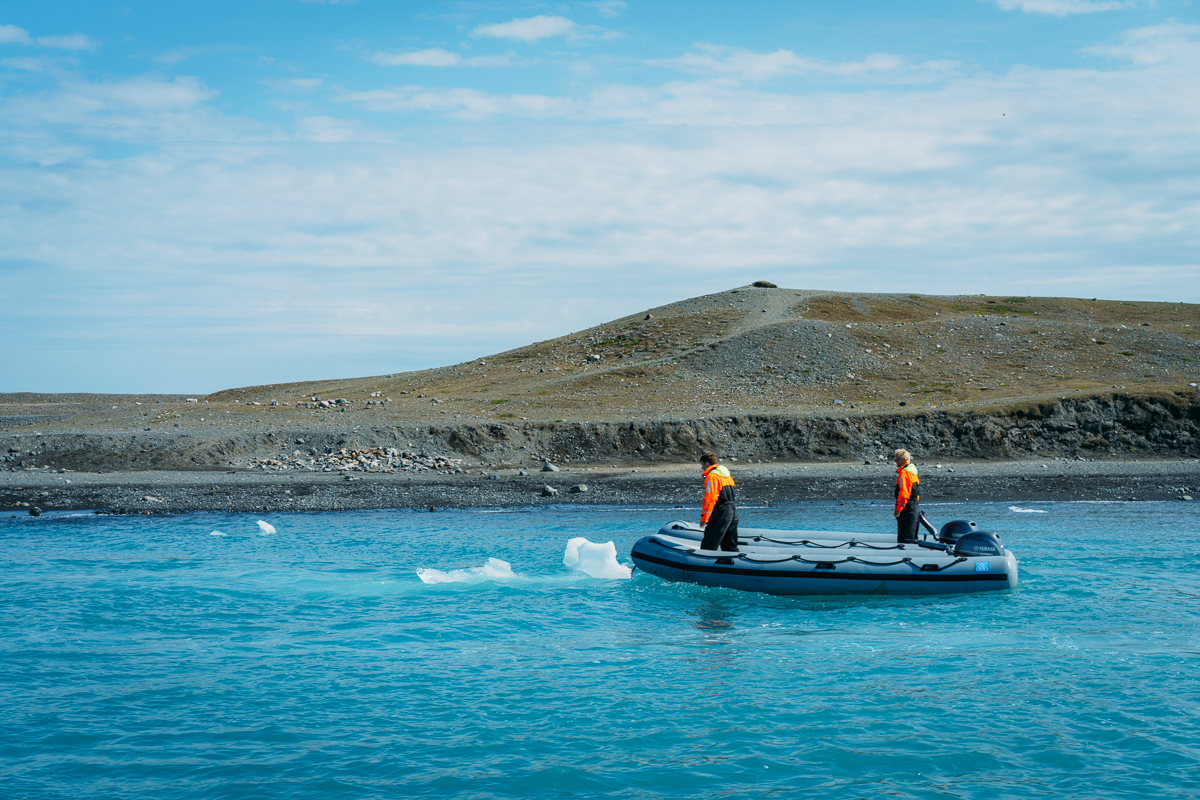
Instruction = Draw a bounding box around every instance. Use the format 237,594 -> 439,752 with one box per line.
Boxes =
210,530 -> 227,537
416,557 -> 516,585
563,537 -> 632,580
1009,507 -> 1047,513
256,520 -> 276,534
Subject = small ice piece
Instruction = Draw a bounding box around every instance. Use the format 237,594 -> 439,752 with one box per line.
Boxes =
416,557 -> 516,585
563,537 -> 632,580
1008,506 -> 1047,513
256,520 -> 276,534
210,531 -> 226,536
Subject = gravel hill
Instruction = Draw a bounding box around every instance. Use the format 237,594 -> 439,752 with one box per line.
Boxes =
3,286 -> 1198,483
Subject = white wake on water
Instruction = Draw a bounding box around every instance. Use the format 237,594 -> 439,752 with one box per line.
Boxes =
416,557 -> 517,585
256,520 -> 276,534
1009,507 -> 1047,513
563,537 -> 632,580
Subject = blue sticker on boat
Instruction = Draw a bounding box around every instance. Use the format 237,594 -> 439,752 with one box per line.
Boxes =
975,562 -> 990,573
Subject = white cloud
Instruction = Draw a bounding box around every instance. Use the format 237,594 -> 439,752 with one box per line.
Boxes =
1,56 -> 45,72
992,0 -> 1139,16
35,33 -> 99,50
263,76 -> 324,95
293,115 -> 386,142
1083,23 -> 1200,65
472,15 -> 576,42
369,48 -> 511,68
586,1 -> 627,18
0,24 -> 98,50
153,44 -> 247,65
0,74 -> 230,161
0,24 -> 32,45
372,47 -> 462,67
654,44 -> 956,83
339,85 -> 576,121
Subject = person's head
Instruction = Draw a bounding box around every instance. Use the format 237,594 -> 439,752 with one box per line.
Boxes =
700,452 -> 718,469
894,448 -> 912,467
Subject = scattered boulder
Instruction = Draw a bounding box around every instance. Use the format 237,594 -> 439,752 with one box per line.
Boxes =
29,507 -> 41,517
541,485 -> 559,497
542,462 -> 560,472
568,484 -> 588,493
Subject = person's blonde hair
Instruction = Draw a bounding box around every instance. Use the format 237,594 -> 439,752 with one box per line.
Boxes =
894,448 -> 912,464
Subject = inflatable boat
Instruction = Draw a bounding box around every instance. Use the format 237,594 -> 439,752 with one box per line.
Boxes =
630,519 -> 1018,596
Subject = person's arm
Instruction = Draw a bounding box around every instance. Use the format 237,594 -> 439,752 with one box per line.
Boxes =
701,474 -> 719,525
895,469 -> 912,517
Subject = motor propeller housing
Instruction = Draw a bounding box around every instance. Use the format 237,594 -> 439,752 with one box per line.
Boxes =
938,519 -> 978,544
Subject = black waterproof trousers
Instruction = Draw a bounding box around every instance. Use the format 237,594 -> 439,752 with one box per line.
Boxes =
701,502 -> 739,551
896,501 -> 920,543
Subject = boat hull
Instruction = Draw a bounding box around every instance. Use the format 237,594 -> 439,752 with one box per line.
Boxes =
631,521 -> 1018,597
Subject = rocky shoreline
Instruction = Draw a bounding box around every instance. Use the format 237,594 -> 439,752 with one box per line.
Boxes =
3,389 -> 1198,515
3,394 -> 1198,475
2,459 -> 1196,515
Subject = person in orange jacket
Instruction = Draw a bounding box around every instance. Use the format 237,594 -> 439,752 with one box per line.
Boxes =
893,448 -> 921,544
700,451 -> 739,552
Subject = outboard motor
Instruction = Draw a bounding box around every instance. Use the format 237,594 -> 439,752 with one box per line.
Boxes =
953,531 -> 1005,557
938,520 -> 977,545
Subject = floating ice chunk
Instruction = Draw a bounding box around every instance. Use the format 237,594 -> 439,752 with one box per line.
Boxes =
210,531 -> 227,537
417,557 -> 516,585
563,537 -> 632,580
256,520 -> 276,534
1008,507 -> 1046,513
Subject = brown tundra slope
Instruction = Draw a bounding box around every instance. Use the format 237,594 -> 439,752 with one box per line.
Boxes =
2,286 -> 1198,471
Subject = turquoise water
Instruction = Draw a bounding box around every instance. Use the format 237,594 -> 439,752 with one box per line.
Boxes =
2,501 -> 1198,799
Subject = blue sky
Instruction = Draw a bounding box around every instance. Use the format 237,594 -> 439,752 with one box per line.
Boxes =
2,0 -> 1198,393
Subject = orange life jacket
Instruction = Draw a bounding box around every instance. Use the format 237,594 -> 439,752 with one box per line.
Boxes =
895,462 -> 919,514
701,463 -> 736,524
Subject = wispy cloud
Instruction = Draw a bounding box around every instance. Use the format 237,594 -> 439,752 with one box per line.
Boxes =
992,0 -> 1140,16
263,76 -> 324,92
34,33 -> 99,50
0,24 -> 99,50
1083,23 -> 1200,65
0,24 -> 29,45
653,44 -> 957,82
472,15 -> 577,42
585,1 -> 627,18
293,115 -> 389,142
369,47 -> 511,68
338,85 -> 575,121
153,44 -> 249,65
0,73 -> 229,160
